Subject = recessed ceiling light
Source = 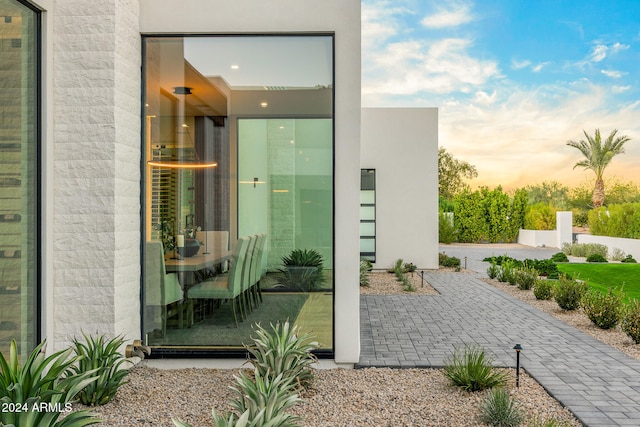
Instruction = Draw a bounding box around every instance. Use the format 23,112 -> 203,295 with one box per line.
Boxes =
260,102 -> 268,108
231,64 -> 239,70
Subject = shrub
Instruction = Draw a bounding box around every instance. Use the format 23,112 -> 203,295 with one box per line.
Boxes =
0,339 -> 100,427
610,248 -> 626,261
500,260 -> 517,285
487,259 -> 500,279
524,259 -> 559,279
443,345 -> 508,392
550,252 -> 569,263
563,242 -> 608,258
554,274 -> 588,310
621,254 -> 637,263
359,260 -> 372,287
524,202 -> 557,230
439,211 -> 458,244
582,288 -> 625,329
403,262 -> 417,273
400,274 -> 415,292
586,253 -> 608,263
622,300 -> 640,344
482,255 -> 523,268
533,279 -> 554,300
479,388 -> 523,427
68,333 -> 131,406
439,253 -> 461,269
246,320 -> 318,391
388,258 -> 404,274
514,266 -> 537,290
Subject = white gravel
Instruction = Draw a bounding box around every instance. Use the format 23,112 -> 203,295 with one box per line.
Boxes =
77,271 -> 582,426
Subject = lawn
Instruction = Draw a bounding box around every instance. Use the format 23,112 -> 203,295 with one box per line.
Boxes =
557,263 -> 640,303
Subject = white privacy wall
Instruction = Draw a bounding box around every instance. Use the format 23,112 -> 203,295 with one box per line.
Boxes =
140,0 -> 362,364
361,108 -> 439,270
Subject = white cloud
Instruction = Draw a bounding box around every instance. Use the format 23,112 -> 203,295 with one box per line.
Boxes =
532,62 -> 549,72
601,69 -> 626,78
587,42 -> 630,63
362,37 -> 500,96
511,60 -> 548,72
473,90 -> 497,105
589,44 -> 608,62
421,4 -> 474,29
512,59 -> 531,70
610,42 -> 630,54
612,85 -> 631,93
361,1 -> 411,51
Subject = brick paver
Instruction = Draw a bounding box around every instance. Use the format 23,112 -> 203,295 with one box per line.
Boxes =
359,247 -> 640,426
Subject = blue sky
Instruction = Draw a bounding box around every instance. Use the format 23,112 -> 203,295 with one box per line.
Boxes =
361,0 -> 640,189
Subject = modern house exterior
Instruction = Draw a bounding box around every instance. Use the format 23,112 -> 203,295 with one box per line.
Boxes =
0,0 -> 437,367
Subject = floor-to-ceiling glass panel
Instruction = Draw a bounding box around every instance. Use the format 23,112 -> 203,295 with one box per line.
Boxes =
142,35 -> 333,352
0,0 -> 39,356
238,118 -> 333,349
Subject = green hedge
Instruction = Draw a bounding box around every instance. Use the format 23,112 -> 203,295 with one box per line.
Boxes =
588,203 -> 640,239
452,188 -> 526,243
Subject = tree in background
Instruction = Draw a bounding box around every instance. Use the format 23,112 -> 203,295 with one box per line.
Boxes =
566,129 -> 631,208
524,181 -> 570,210
438,147 -> 478,202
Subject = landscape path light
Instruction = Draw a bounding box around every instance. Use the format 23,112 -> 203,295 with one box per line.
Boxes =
513,344 -> 523,387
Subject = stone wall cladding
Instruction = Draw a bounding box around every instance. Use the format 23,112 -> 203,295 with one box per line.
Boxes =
52,0 -> 141,350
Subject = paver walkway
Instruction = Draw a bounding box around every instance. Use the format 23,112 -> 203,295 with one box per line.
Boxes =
359,245 -> 640,426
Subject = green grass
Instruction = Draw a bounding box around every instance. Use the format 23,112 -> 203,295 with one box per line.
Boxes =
557,263 -> 640,304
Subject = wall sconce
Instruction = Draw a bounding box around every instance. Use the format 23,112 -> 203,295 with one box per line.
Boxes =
239,177 -> 266,187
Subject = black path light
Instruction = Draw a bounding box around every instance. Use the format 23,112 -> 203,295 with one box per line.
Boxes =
513,344 -> 523,387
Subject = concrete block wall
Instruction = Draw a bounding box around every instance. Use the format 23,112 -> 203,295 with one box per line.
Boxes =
51,0 -> 141,350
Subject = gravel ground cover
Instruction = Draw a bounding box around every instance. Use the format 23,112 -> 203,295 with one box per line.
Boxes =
79,271 -> 581,426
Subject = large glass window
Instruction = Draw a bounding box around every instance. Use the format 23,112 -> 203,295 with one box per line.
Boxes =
142,35 -> 333,354
0,0 -> 39,356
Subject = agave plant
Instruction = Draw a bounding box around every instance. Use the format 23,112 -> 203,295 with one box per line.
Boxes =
228,371 -> 301,427
0,339 -> 100,427
246,321 -> 318,390
173,371 -> 300,427
67,333 -> 131,406
276,249 -> 324,291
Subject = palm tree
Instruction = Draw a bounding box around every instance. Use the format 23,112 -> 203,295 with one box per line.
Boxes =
566,129 -> 631,208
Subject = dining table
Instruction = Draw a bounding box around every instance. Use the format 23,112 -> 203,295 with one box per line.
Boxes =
164,250 -> 232,273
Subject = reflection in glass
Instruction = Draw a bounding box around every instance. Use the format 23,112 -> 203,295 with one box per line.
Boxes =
0,0 -> 39,356
142,35 -> 333,352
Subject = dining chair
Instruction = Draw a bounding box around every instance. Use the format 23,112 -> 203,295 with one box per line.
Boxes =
144,241 -> 188,336
187,236 -> 250,327
249,233 -> 266,304
242,235 -> 258,313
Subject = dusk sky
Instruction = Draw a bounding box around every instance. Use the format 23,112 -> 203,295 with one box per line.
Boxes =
361,0 -> 640,190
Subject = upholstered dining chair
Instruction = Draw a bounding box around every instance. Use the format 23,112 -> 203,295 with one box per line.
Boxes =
187,236 -> 250,327
145,241 -> 187,336
249,233 -> 266,304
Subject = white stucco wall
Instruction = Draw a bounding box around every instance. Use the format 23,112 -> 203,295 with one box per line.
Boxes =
361,108 -> 439,270
140,0 -> 362,364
